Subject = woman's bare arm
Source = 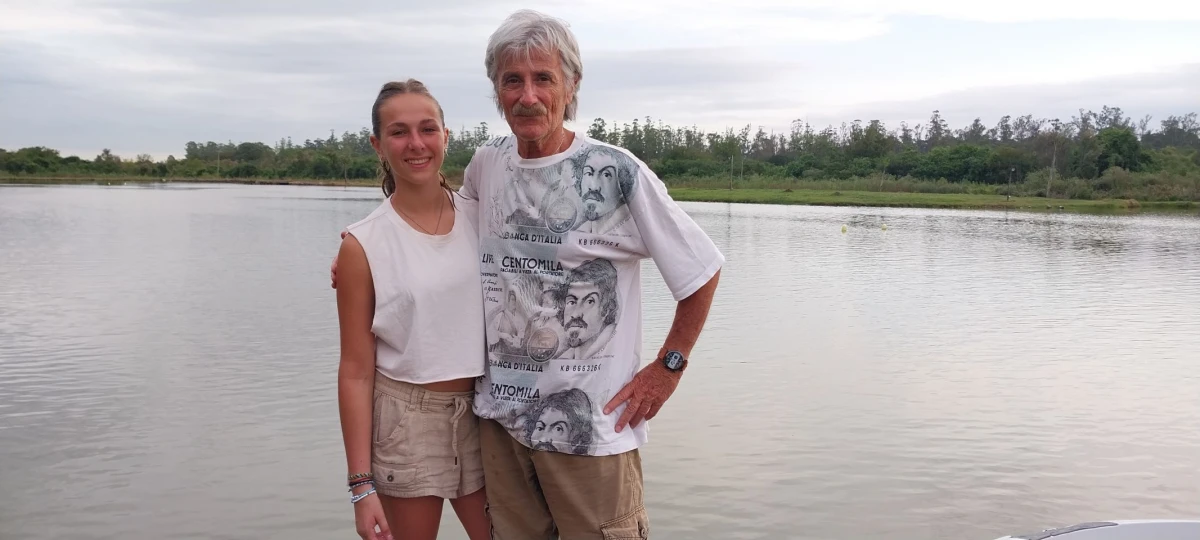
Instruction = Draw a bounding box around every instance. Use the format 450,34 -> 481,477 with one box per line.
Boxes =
335,234 -> 377,483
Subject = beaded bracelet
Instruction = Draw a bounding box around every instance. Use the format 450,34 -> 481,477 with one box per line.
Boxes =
348,479 -> 374,491
350,487 -> 376,504
347,472 -> 373,483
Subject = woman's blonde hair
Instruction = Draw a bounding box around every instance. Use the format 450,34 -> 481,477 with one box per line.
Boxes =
371,79 -> 452,199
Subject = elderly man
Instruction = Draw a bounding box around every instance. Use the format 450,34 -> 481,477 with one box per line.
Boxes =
333,9 -> 723,539
463,10 -> 722,540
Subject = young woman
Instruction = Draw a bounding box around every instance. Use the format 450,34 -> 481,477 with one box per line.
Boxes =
335,80 -> 490,540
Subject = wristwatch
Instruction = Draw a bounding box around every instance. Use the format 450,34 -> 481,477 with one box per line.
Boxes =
660,350 -> 687,373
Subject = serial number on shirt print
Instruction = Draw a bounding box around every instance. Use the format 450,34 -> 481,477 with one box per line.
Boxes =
579,238 -> 620,248
560,364 -> 602,373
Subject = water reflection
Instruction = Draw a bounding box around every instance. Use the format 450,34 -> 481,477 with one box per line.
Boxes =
1,185 -> 1198,540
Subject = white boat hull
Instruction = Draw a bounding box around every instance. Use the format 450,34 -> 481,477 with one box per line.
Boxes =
994,520 -> 1200,539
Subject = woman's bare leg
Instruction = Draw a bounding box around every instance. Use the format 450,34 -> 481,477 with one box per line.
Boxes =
378,494 -> 444,540
449,487 -> 492,540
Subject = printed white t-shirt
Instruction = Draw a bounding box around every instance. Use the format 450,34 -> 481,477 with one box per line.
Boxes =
460,133 -> 724,456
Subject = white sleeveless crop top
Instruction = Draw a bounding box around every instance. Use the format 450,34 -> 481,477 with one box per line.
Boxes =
344,193 -> 486,384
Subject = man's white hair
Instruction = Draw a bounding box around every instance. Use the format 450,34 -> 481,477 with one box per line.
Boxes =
485,9 -> 583,122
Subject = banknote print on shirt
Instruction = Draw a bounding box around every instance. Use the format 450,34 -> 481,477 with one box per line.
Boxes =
469,135 -> 725,457
493,145 -> 638,238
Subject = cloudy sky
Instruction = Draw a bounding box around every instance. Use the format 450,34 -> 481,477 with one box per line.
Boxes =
2,0 -> 1199,159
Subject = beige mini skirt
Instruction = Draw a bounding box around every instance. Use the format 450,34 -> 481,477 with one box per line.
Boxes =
371,371 -> 484,499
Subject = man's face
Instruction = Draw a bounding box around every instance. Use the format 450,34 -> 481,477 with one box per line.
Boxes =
497,48 -> 572,143
532,407 -> 572,451
564,281 -> 604,348
579,152 -> 621,221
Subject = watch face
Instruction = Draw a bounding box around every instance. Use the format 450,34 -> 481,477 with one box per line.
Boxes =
664,351 -> 684,370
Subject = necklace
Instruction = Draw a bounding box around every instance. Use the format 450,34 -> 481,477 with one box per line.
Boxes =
395,191 -> 446,235
539,129 -> 566,157
551,129 -> 567,154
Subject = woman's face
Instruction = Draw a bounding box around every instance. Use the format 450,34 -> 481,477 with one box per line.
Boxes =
371,93 -> 450,188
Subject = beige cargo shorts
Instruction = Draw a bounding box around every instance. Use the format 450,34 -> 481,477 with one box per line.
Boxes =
371,371 -> 484,499
479,418 -> 650,540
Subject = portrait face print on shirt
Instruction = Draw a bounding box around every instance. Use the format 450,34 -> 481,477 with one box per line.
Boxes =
523,388 -> 595,455
564,281 -> 603,348
533,407 -> 571,449
557,258 -> 618,357
568,146 -> 636,235
579,152 -> 620,221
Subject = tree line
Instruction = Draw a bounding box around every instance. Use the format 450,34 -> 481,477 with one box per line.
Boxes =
0,124 -> 493,182
3,106 -> 1198,200
586,107 -> 1199,188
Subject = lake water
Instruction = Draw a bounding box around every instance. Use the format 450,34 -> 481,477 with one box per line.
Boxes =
1,183 -> 1198,540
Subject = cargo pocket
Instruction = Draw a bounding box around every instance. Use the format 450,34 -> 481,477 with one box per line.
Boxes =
372,462 -> 424,494
372,392 -> 410,450
600,505 -> 649,540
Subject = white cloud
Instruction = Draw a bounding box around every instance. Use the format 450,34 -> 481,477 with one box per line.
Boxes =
0,2 -> 132,33
770,63 -> 1200,134
594,0 -> 1200,23
1,0 -> 1198,159
825,0 -> 1200,22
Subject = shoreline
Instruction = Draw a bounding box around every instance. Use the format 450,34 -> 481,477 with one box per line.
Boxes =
0,176 -> 380,187
667,188 -> 1199,214
4,176 -> 1197,214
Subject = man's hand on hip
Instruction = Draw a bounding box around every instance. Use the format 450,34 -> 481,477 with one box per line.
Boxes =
603,360 -> 681,433
602,270 -> 720,433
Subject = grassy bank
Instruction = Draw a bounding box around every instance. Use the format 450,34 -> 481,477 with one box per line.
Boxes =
0,167 -> 466,188
0,175 -> 474,194
0,175 -> 370,186
666,188 -> 1198,213
662,169 -> 1199,213
669,169 -> 1200,200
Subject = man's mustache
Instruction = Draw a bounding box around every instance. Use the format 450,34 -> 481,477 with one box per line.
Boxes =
512,103 -> 548,117
565,316 -> 588,330
582,189 -> 604,203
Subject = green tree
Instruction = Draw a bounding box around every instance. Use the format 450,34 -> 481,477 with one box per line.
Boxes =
94,149 -> 122,174
1142,114 -> 1200,151
1096,127 -> 1146,172
925,110 -> 951,148
847,120 -> 892,159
